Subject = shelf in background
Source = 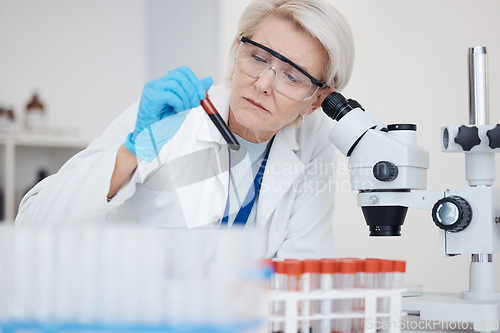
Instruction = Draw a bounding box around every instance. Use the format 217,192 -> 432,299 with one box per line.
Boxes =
0,133 -> 93,148
0,132 -> 94,223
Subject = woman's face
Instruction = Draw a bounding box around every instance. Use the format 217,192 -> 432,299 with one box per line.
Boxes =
228,16 -> 331,143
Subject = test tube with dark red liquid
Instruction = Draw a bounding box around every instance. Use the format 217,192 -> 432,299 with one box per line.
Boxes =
200,93 -> 240,150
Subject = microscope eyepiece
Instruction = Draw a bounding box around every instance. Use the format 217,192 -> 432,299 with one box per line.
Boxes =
322,92 -> 354,121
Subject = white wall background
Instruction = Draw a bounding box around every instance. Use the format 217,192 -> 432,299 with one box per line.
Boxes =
145,0 -> 220,83
2,0 -> 500,294
0,0 -> 148,139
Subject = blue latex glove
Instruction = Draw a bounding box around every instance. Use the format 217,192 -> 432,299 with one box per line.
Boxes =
125,66 -> 213,162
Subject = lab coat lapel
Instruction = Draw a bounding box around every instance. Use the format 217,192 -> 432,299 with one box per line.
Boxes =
257,126 -> 305,227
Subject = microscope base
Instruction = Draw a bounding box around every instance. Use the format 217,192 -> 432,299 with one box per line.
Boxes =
402,292 -> 500,332
462,291 -> 500,301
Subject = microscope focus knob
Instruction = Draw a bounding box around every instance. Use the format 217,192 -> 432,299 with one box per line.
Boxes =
432,196 -> 472,232
454,125 -> 481,151
486,124 -> 500,149
373,161 -> 398,182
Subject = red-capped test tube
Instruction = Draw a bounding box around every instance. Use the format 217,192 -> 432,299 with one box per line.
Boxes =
300,259 -> 321,333
378,260 -> 394,289
378,260 -> 394,333
363,259 -> 380,289
344,259 -> 364,333
336,260 -> 357,333
392,260 -> 406,288
317,259 -> 336,333
271,261 -> 287,333
260,259 -> 275,290
285,260 -> 303,332
353,258 -> 364,289
331,259 -> 341,330
285,259 -> 302,292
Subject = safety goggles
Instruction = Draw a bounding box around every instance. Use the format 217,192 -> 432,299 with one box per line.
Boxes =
235,37 -> 327,101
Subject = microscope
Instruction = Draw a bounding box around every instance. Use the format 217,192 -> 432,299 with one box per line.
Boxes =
322,47 -> 500,332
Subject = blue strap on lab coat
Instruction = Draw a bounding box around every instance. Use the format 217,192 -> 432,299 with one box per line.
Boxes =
222,140 -> 272,225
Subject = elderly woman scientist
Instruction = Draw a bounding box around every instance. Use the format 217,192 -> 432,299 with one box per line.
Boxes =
16,0 -> 354,259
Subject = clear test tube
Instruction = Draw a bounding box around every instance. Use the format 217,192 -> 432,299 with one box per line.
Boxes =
273,260 -> 287,291
378,260 -> 394,289
285,259 -> 302,292
392,260 -> 406,289
350,259 -> 364,333
285,260 -> 303,333
353,259 -> 364,290
378,260 -> 394,333
362,259 -> 380,333
331,259 -> 341,331
301,259 -> 321,333
271,260 -> 287,333
262,259 -> 276,290
340,258 -> 363,286
363,259 -> 380,289
336,260 -> 357,333
315,259 -> 335,333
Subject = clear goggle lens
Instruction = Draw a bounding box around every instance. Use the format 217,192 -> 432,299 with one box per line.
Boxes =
235,41 -> 321,101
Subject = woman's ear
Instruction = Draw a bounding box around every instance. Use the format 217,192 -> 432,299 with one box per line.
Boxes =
304,87 -> 336,116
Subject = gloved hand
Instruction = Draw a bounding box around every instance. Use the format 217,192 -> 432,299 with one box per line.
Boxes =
125,66 -> 213,162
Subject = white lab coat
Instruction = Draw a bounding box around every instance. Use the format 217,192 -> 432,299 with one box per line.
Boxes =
16,84 -> 337,259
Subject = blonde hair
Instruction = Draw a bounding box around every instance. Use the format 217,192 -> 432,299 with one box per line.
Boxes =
226,0 -> 355,91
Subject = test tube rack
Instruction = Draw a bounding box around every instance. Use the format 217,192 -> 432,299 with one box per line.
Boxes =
267,288 -> 404,333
